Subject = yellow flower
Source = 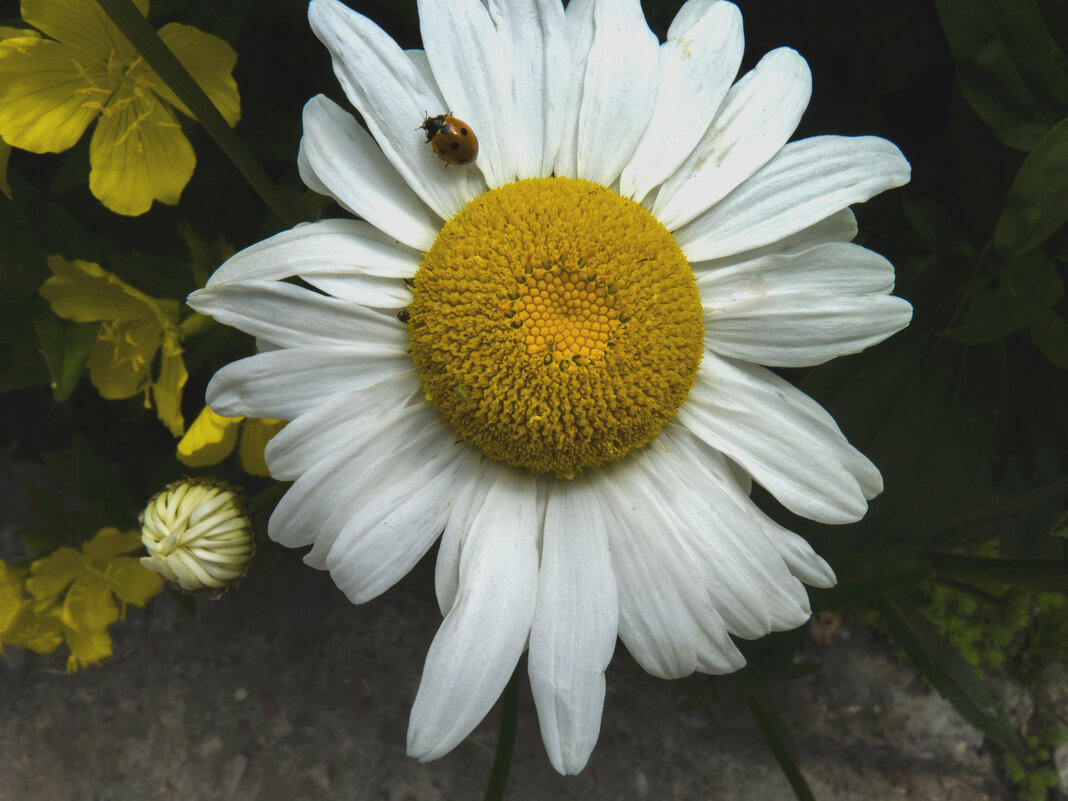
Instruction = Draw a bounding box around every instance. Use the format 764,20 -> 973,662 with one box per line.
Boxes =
178,405 -> 285,476
0,0 -> 240,215
39,255 -> 188,435
25,527 -> 164,670
0,559 -> 64,655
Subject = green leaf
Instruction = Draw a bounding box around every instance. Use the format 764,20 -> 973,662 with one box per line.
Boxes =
1030,311 -> 1068,367
995,115 -> 1068,256
41,436 -> 136,526
901,197 -> 955,251
932,554 -> 1068,590
747,695 -> 817,801
936,0 -> 1068,150
32,311 -> 100,401
944,251 -> 1064,344
802,335 -> 1007,548
877,595 -> 1023,754
0,188 -> 48,303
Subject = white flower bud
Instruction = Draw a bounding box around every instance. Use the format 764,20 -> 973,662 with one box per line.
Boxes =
140,480 -> 253,592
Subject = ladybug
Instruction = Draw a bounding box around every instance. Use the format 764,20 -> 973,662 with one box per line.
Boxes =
419,113 -> 478,166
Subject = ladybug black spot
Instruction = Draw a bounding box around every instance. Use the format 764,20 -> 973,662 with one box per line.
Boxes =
450,142 -> 460,150
457,158 -> 467,164
460,128 -> 468,135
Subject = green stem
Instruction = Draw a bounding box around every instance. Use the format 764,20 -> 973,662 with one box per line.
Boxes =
248,481 -> 289,518
483,668 -> 519,801
93,0 -> 303,228
178,312 -> 215,339
747,694 -> 816,801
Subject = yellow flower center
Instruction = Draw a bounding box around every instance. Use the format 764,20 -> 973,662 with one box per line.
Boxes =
408,177 -> 703,477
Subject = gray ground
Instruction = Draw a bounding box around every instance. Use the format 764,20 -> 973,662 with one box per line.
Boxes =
1,453 -> 1063,801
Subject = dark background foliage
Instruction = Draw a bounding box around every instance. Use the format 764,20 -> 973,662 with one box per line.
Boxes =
1,0 -> 1066,797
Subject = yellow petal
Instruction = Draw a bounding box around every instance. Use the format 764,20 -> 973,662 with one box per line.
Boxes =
21,0 -> 147,59
104,556 -> 163,607
0,31 -> 38,188
153,334 -> 188,436
82,527 -> 143,561
89,82 -> 194,216
63,625 -> 113,670
155,23 -> 241,127
61,573 -> 120,633
25,547 -> 84,600
0,36 -> 108,153
0,27 -> 41,40
0,562 -> 23,635
86,318 -> 160,399
177,405 -> 242,466
39,256 -> 157,324
239,418 -> 285,477
2,601 -> 63,654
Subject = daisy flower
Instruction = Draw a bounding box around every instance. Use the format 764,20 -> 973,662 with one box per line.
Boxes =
188,0 -> 912,775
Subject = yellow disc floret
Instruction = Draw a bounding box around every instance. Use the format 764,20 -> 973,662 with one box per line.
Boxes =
408,177 -> 703,477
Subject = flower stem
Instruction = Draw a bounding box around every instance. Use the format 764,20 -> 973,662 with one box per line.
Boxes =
93,0 -> 303,228
747,694 -> 816,801
483,667 -> 519,801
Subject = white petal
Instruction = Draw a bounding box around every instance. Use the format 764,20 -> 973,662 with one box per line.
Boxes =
418,0 -> 519,188
618,1 -> 744,203
678,353 -> 882,523
654,47 -> 811,229
264,371 -> 419,480
488,0 -> 570,178
675,135 -> 911,261
405,49 -> 436,89
598,459 -> 746,677
695,207 -> 857,269
207,219 -> 422,286
301,273 -> 411,309
407,468 -> 540,762
759,522 -> 837,589
268,402 -> 440,551
188,279 -> 407,350
705,292 -> 914,367
528,478 -> 618,776
299,95 -> 441,251
697,241 -> 897,299
574,0 -> 660,187
553,0 -> 596,178
434,459 -> 496,617
653,426 -> 814,631
326,443 -> 478,603
308,0 -> 485,218
204,345 -> 411,419
667,0 -> 719,37
657,429 -> 807,632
